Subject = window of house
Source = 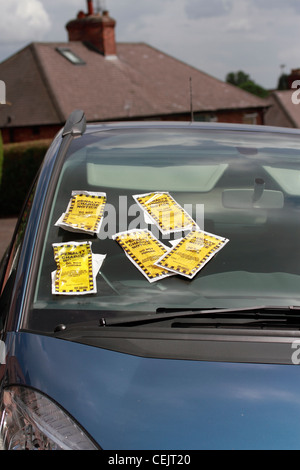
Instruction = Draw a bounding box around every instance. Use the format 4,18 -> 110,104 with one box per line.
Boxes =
243,113 -> 258,125
194,113 -> 218,122
56,48 -> 85,65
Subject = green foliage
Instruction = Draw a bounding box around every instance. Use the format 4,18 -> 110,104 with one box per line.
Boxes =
277,73 -> 289,90
226,70 -> 269,98
0,139 -> 51,217
239,81 -> 269,98
226,71 -> 251,87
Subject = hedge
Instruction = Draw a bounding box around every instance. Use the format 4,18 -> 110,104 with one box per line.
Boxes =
0,138 -> 52,217
0,132 -> 3,185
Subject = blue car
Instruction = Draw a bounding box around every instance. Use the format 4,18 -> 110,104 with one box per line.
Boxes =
2,110 -> 300,450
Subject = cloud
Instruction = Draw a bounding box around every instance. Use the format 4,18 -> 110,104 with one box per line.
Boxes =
185,0 -> 233,19
226,17 -> 252,33
0,0 -> 51,44
251,0 -> 300,14
0,0 -> 299,89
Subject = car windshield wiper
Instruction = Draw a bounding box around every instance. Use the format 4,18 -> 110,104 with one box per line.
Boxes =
99,305 -> 300,327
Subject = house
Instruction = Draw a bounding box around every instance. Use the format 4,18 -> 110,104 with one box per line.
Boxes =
264,70 -> 300,129
0,0 -> 268,143
264,91 -> 300,128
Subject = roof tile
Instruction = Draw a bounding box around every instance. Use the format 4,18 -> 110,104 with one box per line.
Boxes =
0,41 -> 267,127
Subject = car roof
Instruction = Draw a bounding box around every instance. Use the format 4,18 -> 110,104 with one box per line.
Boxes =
84,120 -> 300,137
60,109 -> 300,139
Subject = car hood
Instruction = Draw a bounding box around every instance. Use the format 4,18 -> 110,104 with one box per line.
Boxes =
5,331 -> 300,450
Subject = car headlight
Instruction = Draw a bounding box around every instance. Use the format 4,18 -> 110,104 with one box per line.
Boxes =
0,386 -> 99,450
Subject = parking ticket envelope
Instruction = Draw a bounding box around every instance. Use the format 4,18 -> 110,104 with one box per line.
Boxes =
52,241 -> 105,295
55,191 -> 106,235
133,192 -> 195,234
112,229 -> 174,283
156,229 -> 229,279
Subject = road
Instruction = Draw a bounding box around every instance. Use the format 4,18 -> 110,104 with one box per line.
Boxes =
0,218 -> 17,259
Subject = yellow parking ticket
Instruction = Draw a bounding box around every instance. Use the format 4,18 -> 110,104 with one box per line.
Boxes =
133,192 -> 195,234
156,229 -> 229,279
112,229 -> 174,282
55,191 -> 106,234
52,241 -> 97,295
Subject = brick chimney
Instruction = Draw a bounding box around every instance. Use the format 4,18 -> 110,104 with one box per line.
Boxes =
66,0 -> 117,56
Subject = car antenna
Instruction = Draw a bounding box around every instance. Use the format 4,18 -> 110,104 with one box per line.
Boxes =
190,77 -> 194,122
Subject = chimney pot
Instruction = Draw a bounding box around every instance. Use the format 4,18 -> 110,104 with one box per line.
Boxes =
87,0 -> 94,16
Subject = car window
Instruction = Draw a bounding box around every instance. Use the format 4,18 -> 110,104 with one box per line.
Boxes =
25,128 -> 300,331
0,186 -> 36,333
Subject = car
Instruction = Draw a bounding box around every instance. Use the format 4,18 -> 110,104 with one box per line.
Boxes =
2,110 -> 300,450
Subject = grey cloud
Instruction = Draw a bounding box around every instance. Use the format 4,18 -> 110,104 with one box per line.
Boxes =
185,0 -> 233,19
251,0 -> 300,14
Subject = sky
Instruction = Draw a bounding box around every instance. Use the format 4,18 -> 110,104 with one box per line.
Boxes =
0,0 -> 299,89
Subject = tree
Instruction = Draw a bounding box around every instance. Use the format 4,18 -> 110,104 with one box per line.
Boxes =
277,73 -> 289,90
226,71 -> 251,87
226,70 -> 269,98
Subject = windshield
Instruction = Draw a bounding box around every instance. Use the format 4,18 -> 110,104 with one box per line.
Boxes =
30,126 -> 300,328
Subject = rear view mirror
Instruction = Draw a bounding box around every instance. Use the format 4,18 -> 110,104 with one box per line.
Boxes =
222,178 -> 284,209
